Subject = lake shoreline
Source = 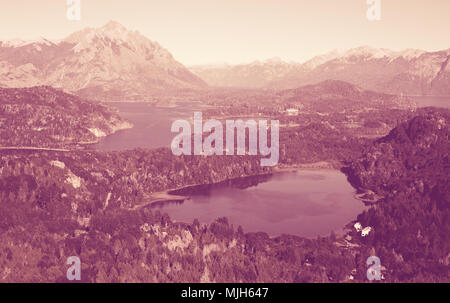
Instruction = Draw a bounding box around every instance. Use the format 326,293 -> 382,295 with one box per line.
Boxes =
133,161 -> 346,210
141,165 -> 365,238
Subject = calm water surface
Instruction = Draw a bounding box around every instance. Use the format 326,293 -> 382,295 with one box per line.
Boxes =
94,102 -> 206,150
94,98 -> 450,151
94,102 -> 369,238
151,171 -> 365,238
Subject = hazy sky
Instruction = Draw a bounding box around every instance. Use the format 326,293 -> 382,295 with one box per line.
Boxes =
0,0 -> 449,65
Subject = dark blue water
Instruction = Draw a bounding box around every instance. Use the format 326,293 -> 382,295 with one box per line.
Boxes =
94,98 -> 450,151
94,102 -> 365,238
151,170 -> 365,238
93,102 -> 206,150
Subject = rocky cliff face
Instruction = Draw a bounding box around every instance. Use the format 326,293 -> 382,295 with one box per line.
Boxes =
0,21 -> 207,101
0,86 -> 132,147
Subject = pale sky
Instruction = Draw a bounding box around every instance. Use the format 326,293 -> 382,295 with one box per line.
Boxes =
0,0 -> 449,65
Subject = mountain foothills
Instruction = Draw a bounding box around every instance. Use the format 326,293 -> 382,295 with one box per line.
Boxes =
0,21 -> 206,101
0,86 -> 131,147
202,80 -> 416,119
191,46 -> 450,96
0,107 -> 448,282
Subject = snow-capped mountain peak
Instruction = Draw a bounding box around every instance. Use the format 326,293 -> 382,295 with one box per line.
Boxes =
350,46 -> 393,58
339,46 -> 425,61
392,48 -> 426,59
1,37 -> 56,48
102,20 -> 128,32
1,38 -> 27,47
189,45 -> 449,95
64,21 -> 145,51
0,21 -> 206,100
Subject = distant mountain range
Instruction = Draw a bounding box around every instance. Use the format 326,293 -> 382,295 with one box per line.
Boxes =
190,46 -> 450,96
190,58 -> 301,88
0,21 -> 206,101
1,23 -> 448,99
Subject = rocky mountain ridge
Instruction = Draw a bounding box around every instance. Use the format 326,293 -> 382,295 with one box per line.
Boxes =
0,21 -> 207,101
190,46 -> 450,96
